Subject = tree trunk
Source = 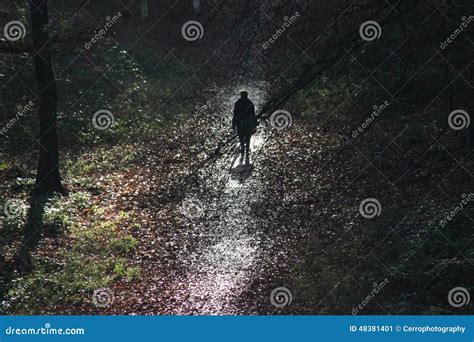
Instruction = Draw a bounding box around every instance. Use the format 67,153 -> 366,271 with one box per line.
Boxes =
31,0 -> 65,195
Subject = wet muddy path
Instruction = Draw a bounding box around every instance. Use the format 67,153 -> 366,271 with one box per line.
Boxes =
114,84 -> 302,315
172,90 -> 269,314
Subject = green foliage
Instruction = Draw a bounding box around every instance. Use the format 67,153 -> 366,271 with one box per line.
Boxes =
3,193 -> 139,314
1,45 -> 199,158
11,178 -> 35,193
69,191 -> 92,208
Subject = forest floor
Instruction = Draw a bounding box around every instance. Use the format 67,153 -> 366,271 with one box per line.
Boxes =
1,81 -> 473,315
105,84 -> 300,314
76,83 -> 310,314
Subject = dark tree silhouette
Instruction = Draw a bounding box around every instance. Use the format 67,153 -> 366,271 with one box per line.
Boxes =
30,0 -> 66,195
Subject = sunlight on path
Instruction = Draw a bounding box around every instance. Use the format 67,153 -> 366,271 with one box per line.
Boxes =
174,84 -> 269,314
226,133 -> 265,189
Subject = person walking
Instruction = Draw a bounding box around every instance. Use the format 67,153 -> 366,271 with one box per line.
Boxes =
232,90 -> 257,164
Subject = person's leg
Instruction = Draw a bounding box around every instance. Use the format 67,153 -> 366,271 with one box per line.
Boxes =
237,129 -> 245,159
244,133 -> 251,163
247,133 -> 252,154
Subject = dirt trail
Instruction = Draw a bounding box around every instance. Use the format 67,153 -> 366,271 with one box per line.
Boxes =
109,84 -> 300,315
168,85 -> 275,314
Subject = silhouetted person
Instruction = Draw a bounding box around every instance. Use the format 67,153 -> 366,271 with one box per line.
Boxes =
232,90 -> 257,164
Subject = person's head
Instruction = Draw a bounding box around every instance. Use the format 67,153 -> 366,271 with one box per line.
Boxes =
240,90 -> 248,99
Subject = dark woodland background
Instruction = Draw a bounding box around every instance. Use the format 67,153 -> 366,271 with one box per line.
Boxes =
0,0 -> 473,315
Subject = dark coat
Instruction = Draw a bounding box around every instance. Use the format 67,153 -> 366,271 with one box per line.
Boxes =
232,97 -> 257,134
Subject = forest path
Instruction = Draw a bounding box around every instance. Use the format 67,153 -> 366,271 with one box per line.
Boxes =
110,83 -> 298,315
170,86 -> 269,314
